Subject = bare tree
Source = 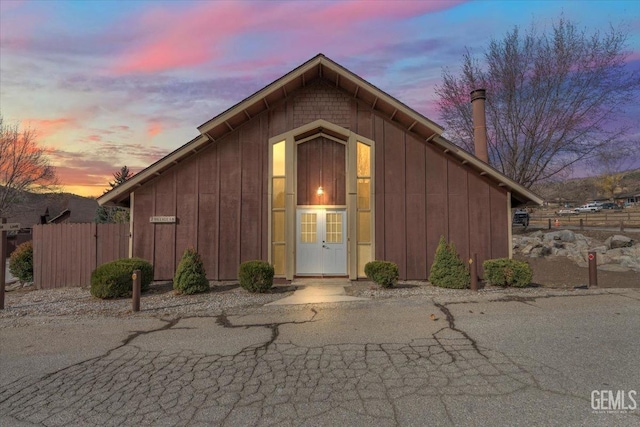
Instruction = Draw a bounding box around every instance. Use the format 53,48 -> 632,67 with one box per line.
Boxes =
436,18 -> 640,188
0,115 -> 57,218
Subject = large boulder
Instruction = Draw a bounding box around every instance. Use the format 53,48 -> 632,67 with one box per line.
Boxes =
604,235 -> 634,250
543,230 -> 576,243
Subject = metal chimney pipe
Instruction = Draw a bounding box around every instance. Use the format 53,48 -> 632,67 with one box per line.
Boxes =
470,89 -> 488,163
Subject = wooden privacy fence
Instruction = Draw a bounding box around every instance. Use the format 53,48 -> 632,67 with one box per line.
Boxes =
32,223 -> 129,289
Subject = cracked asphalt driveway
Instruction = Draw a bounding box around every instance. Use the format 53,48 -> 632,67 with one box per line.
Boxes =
1,290 -> 639,426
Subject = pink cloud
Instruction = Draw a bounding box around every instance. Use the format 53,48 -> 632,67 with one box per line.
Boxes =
111,1 -> 466,75
21,117 -> 79,140
147,120 -> 163,138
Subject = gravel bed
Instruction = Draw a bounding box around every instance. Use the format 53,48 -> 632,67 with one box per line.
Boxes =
1,280 -> 630,325
0,281 -> 295,323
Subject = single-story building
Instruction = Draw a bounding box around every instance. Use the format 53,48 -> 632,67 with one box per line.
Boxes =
99,54 -> 542,281
615,191 -> 640,206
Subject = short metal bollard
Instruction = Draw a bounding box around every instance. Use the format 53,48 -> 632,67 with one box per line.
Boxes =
469,253 -> 478,291
132,269 -> 141,312
588,252 -> 598,288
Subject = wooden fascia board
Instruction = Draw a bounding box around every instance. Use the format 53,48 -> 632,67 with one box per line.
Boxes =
432,136 -> 544,206
97,134 -> 210,206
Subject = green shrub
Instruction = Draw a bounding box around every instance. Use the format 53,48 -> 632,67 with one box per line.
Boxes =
9,241 -> 33,282
173,248 -> 209,294
429,236 -> 470,289
238,260 -> 274,293
90,258 -> 153,299
364,261 -> 399,288
483,258 -> 532,288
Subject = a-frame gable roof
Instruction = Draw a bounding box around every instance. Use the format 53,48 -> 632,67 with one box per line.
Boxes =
98,54 -> 542,207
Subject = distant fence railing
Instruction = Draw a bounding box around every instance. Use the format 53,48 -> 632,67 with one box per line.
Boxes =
528,211 -> 640,229
32,223 -> 129,289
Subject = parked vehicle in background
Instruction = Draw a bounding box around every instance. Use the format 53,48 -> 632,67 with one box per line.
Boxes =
556,209 -> 579,216
512,210 -> 530,227
601,202 -> 622,210
575,203 -> 602,213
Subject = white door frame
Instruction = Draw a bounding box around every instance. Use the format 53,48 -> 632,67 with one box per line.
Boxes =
296,207 -> 347,276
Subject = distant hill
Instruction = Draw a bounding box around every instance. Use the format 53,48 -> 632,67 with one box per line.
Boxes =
5,191 -> 99,227
532,168 -> 640,205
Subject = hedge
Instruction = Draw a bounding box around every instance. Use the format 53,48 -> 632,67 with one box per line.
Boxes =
364,261 -> 399,288
238,261 -> 274,293
90,258 -> 153,299
483,258 -> 532,288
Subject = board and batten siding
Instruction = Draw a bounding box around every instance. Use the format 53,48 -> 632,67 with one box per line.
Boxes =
133,80 -> 509,281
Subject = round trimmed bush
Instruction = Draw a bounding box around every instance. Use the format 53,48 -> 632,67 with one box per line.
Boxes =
364,261 -> 399,288
173,248 -> 209,295
429,236 -> 470,289
483,258 -> 533,288
239,260 -> 274,293
90,258 -> 153,299
9,241 -> 33,282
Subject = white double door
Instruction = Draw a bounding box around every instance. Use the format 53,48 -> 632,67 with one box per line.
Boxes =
296,208 -> 347,276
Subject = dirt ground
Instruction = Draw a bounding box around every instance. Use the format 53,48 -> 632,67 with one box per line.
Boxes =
512,228 -> 639,289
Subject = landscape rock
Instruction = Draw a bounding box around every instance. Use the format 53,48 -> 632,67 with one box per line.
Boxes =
605,235 -> 634,249
513,229 -> 640,273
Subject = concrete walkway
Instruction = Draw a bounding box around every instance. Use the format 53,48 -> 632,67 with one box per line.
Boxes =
266,278 -> 369,305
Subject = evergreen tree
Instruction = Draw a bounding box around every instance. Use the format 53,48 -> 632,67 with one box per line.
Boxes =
94,166 -> 132,223
429,236 -> 470,289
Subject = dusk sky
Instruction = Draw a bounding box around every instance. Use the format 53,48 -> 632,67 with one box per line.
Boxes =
1,0 -> 639,197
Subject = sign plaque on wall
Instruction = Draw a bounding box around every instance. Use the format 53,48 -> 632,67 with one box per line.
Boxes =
150,216 -> 177,223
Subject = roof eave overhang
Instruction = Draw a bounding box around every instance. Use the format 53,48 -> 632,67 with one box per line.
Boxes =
432,136 -> 544,207
97,134 -> 210,207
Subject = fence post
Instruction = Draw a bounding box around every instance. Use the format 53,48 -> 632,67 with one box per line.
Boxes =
132,269 -> 141,312
548,218 -> 551,230
1,218 -> 6,310
620,221 -> 624,232
580,218 -> 583,230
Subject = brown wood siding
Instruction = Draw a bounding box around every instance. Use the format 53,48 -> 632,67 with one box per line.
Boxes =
197,144 -> 219,278
218,132 -> 241,279
382,121 -> 406,279
297,137 -> 345,206
447,160 -> 470,263
405,134 -> 427,280
240,118 -> 263,262
374,115 -> 385,260
490,186 -> 509,259
468,172 -> 492,275
425,143 -> 448,276
133,186 -> 154,264
175,156 -> 198,267
153,171 -> 177,280
131,80 -> 512,281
